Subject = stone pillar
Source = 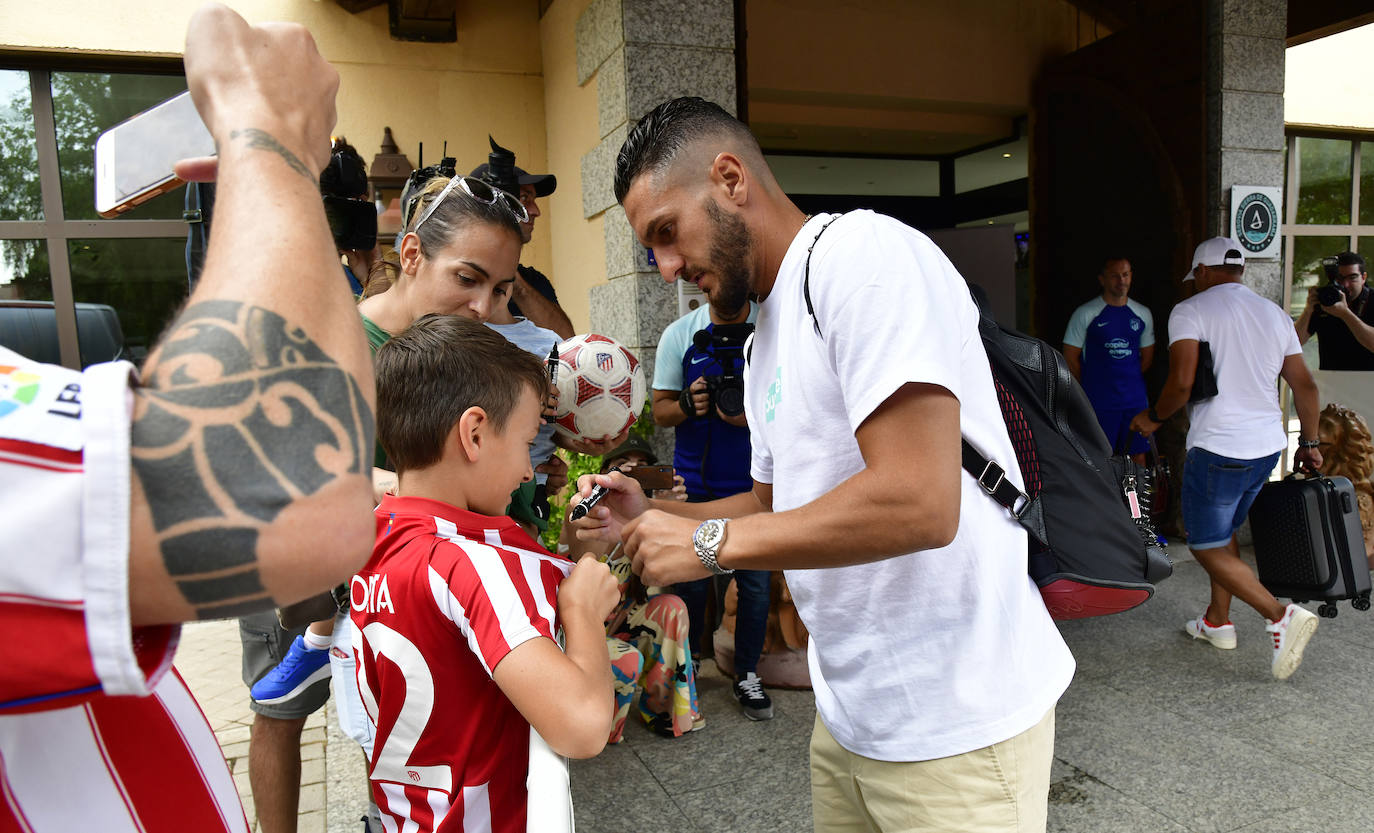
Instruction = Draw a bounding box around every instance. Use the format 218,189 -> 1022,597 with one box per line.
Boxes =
575,0 -> 736,458
1206,0 -> 1286,302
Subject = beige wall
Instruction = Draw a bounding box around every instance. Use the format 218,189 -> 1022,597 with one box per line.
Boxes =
0,0 -> 557,273
539,0 -> 604,335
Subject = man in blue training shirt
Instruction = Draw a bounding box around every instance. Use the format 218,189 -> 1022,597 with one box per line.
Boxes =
652,295 -> 773,721
1063,256 -> 1155,457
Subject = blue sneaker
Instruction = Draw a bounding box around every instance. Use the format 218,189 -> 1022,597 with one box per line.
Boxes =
250,635 -> 331,705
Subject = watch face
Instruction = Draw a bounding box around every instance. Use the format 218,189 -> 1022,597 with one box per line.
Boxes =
695,519 -> 725,551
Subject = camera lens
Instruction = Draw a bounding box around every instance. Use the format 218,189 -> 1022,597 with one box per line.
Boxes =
1318,284 -> 1344,307
717,385 -> 746,417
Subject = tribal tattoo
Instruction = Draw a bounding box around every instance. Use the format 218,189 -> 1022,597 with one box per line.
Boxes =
228,128 -> 318,185
131,301 -> 374,619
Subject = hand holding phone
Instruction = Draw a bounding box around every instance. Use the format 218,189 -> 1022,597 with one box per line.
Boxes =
182,4 -> 338,178
95,91 -> 216,218
624,464 -> 675,491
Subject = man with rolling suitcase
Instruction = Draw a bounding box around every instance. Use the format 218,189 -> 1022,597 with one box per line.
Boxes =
1131,237 -> 1324,680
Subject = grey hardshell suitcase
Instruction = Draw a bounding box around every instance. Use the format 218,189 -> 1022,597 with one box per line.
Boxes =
1248,474 -> 1372,619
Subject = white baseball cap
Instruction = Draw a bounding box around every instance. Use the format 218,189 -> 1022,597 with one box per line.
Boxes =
1182,237 -> 1245,282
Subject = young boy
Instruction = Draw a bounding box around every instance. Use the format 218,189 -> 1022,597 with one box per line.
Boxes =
354,314 -> 618,833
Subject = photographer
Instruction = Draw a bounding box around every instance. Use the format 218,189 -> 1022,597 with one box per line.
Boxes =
319,136 -> 379,295
652,295 -> 773,721
1295,252 -> 1374,370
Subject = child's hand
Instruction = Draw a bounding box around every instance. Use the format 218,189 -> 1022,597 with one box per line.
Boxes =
536,454 -> 568,494
558,554 -> 620,626
669,474 -> 688,501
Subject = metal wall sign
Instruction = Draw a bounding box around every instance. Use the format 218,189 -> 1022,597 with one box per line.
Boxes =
1230,185 -> 1282,260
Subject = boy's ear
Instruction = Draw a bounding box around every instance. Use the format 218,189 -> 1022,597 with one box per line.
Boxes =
453,405 -> 490,463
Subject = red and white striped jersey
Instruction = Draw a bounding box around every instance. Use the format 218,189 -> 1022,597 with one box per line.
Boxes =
0,347 -> 246,832
352,495 -> 574,833
0,669 -> 246,833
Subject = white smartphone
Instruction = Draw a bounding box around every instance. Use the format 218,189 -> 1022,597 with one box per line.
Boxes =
94,90 -> 215,218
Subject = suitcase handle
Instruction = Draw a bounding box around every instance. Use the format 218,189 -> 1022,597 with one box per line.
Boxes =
1287,462 -> 1323,480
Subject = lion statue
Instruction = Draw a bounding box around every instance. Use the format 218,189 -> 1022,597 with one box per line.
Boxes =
1318,403 -> 1374,568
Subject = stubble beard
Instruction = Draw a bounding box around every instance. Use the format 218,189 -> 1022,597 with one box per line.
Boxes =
703,198 -> 753,317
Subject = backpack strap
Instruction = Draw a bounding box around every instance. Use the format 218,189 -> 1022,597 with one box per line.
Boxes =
961,440 -> 1048,547
803,214 -> 843,337
803,214 -> 1047,547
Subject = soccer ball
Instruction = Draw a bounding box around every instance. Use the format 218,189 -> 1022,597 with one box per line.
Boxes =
551,333 -> 646,444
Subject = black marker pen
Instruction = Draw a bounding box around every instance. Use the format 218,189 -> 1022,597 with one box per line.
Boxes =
569,466 -> 620,522
544,343 -> 559,424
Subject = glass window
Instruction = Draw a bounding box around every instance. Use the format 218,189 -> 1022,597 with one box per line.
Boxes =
0,69 -> 41,221
1295,137 -> 1352,225
1290,234 -> 1349,316
1358,237 -> 1374,275
68,237 -> 188,366
765,155 -> 940,197
1361,142 -> 1374,226
52,71 -> 188,221
955,136 -> 1029,194
0,239 -> 51,303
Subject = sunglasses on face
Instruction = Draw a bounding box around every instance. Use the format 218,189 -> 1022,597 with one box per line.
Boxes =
413,175 -> 530,233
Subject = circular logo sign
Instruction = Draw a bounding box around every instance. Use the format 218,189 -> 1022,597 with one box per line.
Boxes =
1235,192 -> 1278,253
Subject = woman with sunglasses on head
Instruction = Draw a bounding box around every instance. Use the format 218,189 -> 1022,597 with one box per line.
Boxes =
357,174 -> 526,338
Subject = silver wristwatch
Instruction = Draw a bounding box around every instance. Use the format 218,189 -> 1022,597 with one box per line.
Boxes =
692,518 -> 734,575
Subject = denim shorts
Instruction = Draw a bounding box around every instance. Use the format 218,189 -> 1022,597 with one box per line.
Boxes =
1180,447 -> 1281,550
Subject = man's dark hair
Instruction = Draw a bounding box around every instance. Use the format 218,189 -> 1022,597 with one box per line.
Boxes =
1335,251 -> 1366,272
613,96 -> 758,204
1100,255 -> 1130,272
375,314 -> 548,474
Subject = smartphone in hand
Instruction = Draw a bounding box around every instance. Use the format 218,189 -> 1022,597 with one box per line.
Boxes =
94,90 -> 216,218
624,464 -> 675,491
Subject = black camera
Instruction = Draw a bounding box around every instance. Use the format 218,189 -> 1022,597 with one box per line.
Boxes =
1316,258 -> 1344,307
691,323 -> 753,418
1318,283 -> 1345,307
322,196 -> 378,251
320,140 -> 377,251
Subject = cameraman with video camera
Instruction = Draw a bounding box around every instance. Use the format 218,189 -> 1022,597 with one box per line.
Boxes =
1295,252 -> 1374,370
652,294 -> 773,721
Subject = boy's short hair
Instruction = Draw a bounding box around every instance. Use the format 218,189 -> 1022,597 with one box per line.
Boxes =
375,314 -> 548,473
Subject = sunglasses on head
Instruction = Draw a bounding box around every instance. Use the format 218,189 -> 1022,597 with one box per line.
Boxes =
413,175 -> 530,234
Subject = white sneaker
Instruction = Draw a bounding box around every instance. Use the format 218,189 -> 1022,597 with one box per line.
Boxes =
1267,604 -> 1318,680
1184,614 -> 1237,650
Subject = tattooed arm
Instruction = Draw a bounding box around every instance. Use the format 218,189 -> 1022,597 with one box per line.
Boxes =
126,5 -> 376,624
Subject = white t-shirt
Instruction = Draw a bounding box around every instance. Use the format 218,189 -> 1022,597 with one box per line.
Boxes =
746,212 -> 1075,761
1168,282 -> 1301,459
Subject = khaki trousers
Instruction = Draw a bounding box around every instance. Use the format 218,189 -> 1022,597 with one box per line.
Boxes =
810,707 -> 1056,833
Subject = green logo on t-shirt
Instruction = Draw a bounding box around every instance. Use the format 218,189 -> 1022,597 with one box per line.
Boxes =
765,367 -> 781,422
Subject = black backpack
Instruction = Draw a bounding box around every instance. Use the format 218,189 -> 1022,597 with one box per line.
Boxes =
796,215 -> 1172,619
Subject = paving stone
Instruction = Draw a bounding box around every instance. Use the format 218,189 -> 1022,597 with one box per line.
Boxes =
299,782 -> 326,814
221,740 -> 250,760
300,757 -> 326,786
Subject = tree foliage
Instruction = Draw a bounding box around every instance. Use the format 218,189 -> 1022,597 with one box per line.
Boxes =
0,72 -> 191,362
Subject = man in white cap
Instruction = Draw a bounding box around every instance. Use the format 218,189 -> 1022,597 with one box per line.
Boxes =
1130,237 -> 1324,680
